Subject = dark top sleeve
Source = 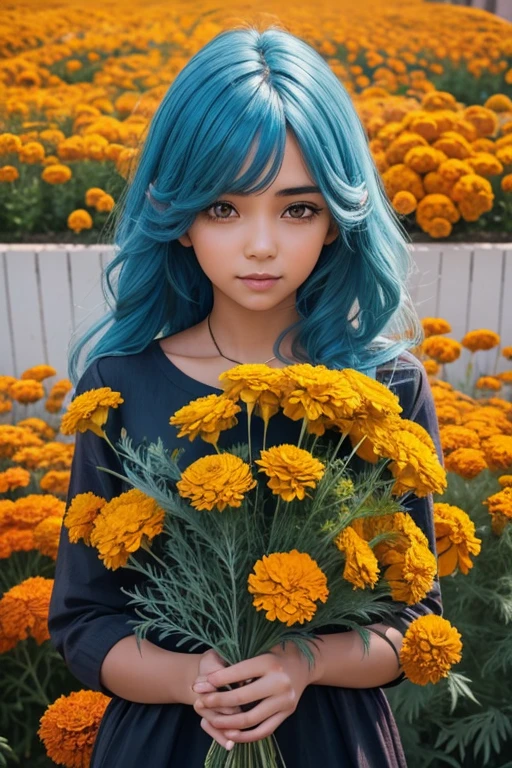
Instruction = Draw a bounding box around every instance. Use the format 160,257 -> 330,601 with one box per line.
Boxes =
377,355 -> 444,689
48,361 -> 137,696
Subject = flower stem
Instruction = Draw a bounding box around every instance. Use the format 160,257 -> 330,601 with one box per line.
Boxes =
297,418 -> 308,449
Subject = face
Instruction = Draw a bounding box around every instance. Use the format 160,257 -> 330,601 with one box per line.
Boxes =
178,130 -> 339,314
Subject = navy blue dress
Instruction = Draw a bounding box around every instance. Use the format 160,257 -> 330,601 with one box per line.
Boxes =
48,340 -> 443,768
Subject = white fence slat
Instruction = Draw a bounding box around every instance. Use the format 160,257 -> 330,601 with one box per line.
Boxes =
0,250 -> 16,377
407,246 -> 441,318
68,247 -> 106,338
467,246 -> 505,379
5,249 -> 46,376
38,249 -> 74,380
435,245 -> 473,383
497,248 -> 512,376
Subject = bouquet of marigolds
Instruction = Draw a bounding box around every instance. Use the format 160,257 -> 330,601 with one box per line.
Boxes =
60,363 -> 463,768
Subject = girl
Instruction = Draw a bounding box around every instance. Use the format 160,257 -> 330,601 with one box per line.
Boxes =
49,24 -> 443,767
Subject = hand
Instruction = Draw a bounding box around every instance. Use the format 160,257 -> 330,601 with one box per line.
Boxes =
191,649 -> 241,751
194,642 -> 314,744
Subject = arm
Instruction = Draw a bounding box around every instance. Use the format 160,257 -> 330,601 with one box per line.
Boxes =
48,359 -> 197,704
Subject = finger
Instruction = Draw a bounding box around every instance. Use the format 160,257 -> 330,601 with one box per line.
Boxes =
192,678 -> 217,694
199,696 -> 284,732
199,716 -> 235,751
207,656 -> 273,689
200,675 -> 277,710
194,699 -> 241,723
224,712 -> 284,743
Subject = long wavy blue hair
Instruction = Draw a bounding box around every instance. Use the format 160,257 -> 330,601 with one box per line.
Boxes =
69,23 -> 422,386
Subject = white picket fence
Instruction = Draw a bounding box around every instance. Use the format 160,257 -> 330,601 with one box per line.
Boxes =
1,243 -> 511,386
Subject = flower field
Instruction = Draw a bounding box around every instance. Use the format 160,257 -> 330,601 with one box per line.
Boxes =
0,318 -> 512,767
0,0 -> 512,242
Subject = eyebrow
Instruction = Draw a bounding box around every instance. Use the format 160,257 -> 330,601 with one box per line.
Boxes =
274,185 -> 321,196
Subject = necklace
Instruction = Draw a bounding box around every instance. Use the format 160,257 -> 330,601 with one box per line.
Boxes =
207,314 -> 277,365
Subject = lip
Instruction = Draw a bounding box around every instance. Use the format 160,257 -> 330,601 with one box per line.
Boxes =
237,274 -> 281,291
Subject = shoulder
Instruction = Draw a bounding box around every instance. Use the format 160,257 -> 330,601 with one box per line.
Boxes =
73,343 -> 157,399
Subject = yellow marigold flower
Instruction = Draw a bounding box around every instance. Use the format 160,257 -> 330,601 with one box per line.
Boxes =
0,425 -> 43,459
67,209 -> 93,233
169,394 -> 241,445
0,576 -> 53,652
387,429 -> 447,497
475,376 -> 502,392
421,317 -> 451,338
445,447 -> 488,479
9,494 -> 65,528
60,387 -> 124,438
498,474 -> 512,488
334,526 -> 380,589
483,487 -> 512,529
0,165 -> 19,182
381,164 -> 424,203
255,444 -> 326,502
497,371 -> 512,385
399,615 -> 462,685
16,417 -> 55,440
423,359 -> 439,377
439,425 -> 480,453
41,164 -> 72,184
33,516 -> 63,560
0,133 -> 22,154
38,689 -> 111,768
219,364 -> 285,426
384,541 -> 437,605
437,158 -> 473,183
9,379 -> 45,404
248,550 -> 328,626
0,394 -> 12,414
0,466 -> 31,493
49,379 -> 73,397
461,329 -> 500,352
40,469 -> 71,496
0,375 -> 17,394
482,435 -> 512,471
90,489 -> 165,570
177,454 -> 256,512
502,346 -> 512,361
64,492 -> 106,545
485,94 -> 512,113
434,502 -> 481,576
422,336 -> 462,364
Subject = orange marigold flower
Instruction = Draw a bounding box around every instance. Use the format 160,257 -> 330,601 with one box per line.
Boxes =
387,430 -> 447,497
444,447 -> 487,479
498,474 -> 512,488
423,359 -> 440,376
482,435 -> 512,471
0,528 -> 34,559
0,375 -> 17,394
38,689 -> 111,768
177,454 -> 256,512
67,209 -> 93,233
399,615 -> 462,685
219,364 -> 286,427
60,387 -> 124,438
33,516 -> 63,559
40,469 -> 71,496
89,489 -> 165,570
0,394 -> 12,414
9,379 -> 45,404
0,576 -> 53,652
85,187 -> 106,206
9,494 -> 65,528
248,550 -> 329,626
502,346 -> 512,361
439,425 -> 480,453
0,425 -> 44,459
20,365 -> 56,382
0,466 -> 31,493
169,394 -> 241,445
334,526 -> 380,589
383,541 -> 437,605
497,371 -> 512,385
434,502 -> 481,576
255,444 -> 325,502
17,417 -> 56,440
483,487 -> 512,525
461,329 -> 500,352
64,492 -> 107,545
475,376 -> 502,392
422,336 -> 462,364
421,317 -> 452,338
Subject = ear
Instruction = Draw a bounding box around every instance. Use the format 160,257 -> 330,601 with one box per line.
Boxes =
178,233 -> 193,247
324,219 -> 339,246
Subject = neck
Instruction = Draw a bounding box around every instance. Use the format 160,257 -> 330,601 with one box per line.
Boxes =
207,296 -> 299,364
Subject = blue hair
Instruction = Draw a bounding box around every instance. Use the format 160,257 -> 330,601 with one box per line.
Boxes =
69,23 -> 421,386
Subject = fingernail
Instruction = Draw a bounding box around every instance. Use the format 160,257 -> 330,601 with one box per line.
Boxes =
226,740 -> 235,751
193,682 -> 210,693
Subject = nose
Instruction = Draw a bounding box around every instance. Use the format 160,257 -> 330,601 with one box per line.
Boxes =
243,221 -> 278,260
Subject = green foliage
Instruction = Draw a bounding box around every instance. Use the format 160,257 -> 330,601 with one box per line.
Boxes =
386,470 -> 512,768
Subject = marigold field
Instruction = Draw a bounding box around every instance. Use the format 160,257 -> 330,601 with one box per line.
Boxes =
0,0 -> 511,242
